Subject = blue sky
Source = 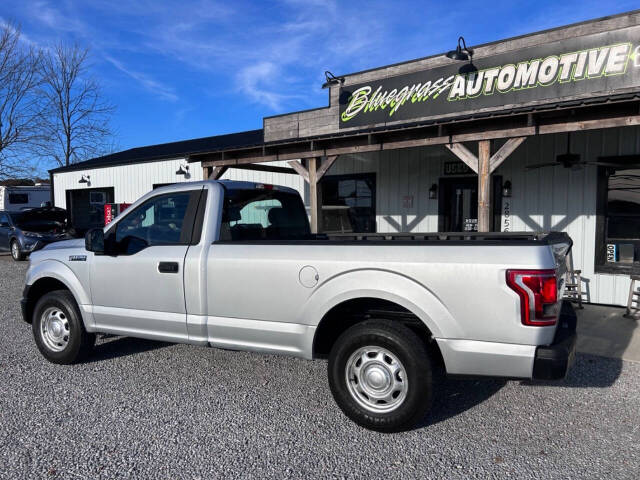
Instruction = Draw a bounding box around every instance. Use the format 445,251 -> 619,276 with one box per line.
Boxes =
1,0 -> 638,171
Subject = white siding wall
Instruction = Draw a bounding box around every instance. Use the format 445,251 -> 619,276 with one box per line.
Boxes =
53,159 -> 305,208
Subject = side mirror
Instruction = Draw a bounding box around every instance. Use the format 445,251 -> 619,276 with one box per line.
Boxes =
85,228 -> 105,254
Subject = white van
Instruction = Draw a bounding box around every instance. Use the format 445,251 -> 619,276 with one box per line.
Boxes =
0,186 -> 52,211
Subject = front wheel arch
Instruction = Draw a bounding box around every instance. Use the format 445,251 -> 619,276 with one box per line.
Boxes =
24,277 -> 72,324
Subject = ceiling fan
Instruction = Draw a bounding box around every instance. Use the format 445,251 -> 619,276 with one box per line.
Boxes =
526,133 -> 640,171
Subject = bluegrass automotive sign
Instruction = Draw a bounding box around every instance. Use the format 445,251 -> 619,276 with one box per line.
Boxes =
339,26 -> 640,128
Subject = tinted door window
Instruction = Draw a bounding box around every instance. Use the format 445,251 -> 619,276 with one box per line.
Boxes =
220,189 -> 310,241
114,192 -> 194,254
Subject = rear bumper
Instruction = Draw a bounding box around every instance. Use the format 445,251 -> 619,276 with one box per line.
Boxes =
436,300 -> 577,380
532,301 -> 577,380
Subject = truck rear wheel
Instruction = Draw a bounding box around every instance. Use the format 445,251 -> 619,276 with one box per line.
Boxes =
32,290 -> 95,364
328,319 -> 432,432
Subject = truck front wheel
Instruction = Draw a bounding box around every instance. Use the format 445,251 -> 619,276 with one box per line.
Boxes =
328,319 -> 433,432
32,290 -> 95,364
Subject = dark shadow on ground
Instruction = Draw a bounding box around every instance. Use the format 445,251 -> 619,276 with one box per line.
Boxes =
422,375 -> 507,428
414,347 -> 507,429
520,352 -> 623,389
82,336 -> 171,364
414,351 -> 624,430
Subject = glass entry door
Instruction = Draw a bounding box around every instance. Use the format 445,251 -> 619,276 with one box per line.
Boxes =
438,176 -> 502,232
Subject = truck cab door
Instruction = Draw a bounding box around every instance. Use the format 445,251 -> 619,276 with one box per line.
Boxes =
89,189 -> 203,342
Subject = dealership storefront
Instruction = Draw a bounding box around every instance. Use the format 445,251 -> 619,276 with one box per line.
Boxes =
51,11 -> 640,306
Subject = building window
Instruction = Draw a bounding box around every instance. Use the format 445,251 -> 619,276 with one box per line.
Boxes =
8,193 -> 29,204
596,159 -> 640,273
321,173 -> 376,233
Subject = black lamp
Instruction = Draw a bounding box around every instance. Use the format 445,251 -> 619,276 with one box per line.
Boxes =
446,36 -> 473,61
502,181 -> 512,198
429,184 -> 438,199
78,175 -> 90,184
176,165 -> 189,176
322,71 -> 345,89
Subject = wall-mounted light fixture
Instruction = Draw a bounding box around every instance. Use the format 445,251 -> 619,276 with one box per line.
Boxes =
446,36 -> 476,75
78,174 -> 90,184
176,164 -> 189,176
322,71 -> 345,89
429,184 -> 438,199
446,36 -> 473,61
502,180 -> 512,198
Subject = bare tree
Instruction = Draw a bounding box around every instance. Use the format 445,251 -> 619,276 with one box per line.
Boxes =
40,43 -> 114,167
0,23 -> 43,179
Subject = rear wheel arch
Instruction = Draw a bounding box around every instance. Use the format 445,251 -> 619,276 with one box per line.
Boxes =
312,297 -> 442,363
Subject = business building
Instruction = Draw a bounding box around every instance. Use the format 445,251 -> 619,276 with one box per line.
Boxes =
51,11 -> 640,306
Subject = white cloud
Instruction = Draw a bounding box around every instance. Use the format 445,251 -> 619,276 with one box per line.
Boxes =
104,55 -> 178,102
236,61 -> 307,110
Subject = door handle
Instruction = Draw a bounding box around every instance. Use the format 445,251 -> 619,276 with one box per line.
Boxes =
158,261 -> 179,273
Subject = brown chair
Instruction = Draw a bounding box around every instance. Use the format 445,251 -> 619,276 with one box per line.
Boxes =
625,269 -> 640,319
563,251 -> 583,309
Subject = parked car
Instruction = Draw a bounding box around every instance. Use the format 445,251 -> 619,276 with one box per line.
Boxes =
0,207 -> 70,261
20,181 -> 577,432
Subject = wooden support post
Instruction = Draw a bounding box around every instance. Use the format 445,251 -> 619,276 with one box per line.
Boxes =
308,157 -> 321,234
478,140 -> 491,233
444,143 -> 479,173
209,166 -> 228,180
316,155 -> 339,181
489,137 -> 526,172
287,160 -> 309,182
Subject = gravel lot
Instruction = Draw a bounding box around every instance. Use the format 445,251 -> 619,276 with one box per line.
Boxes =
0,255 -> 638,479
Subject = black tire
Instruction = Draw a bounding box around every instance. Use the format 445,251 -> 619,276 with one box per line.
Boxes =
328,320 -> 432,432
32,290 -> 95,364
10,240 -> 25,261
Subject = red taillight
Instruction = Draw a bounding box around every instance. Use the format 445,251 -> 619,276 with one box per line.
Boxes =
506,269 -> 558,326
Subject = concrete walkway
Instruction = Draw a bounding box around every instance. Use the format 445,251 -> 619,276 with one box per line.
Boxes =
576,303 -> 640,363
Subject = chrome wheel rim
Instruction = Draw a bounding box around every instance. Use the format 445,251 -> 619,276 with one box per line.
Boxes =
40,307 -> 70,352
11,242 -> 19,259
345,346 -> 408,413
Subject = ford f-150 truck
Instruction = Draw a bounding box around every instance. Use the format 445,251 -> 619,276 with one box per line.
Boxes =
21,180 -> 577,432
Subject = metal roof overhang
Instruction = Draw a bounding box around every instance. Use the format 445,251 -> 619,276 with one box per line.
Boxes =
191,94 -> 640,168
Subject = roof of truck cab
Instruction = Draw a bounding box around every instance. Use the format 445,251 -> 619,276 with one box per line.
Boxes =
148,179 -> 300,196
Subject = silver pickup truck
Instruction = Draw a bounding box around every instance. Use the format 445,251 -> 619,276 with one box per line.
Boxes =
21,180 -> 577,432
